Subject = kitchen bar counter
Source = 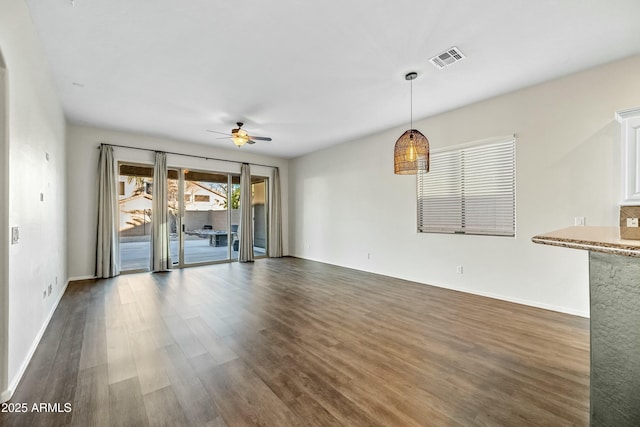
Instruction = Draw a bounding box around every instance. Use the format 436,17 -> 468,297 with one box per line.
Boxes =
532,226 -> 640,426
532,226 -> 640,257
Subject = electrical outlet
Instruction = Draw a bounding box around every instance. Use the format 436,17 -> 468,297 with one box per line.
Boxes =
456,265 -> 464,274
627,218 -> 639,227
574,217 -> 586,226
11,227 -> 19,244
367,253 -> 371,260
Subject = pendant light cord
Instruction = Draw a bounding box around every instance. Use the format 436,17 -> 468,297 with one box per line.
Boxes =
410,77 -> 413,132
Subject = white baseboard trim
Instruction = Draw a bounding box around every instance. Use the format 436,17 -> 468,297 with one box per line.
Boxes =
423,280 -> 590,318
291,255 -> 590,318
0,387 -> 11,403
67,275 -> 97,282
1,278 -> 71,403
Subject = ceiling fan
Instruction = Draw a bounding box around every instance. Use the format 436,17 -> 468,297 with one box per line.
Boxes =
207,122 -> 272,147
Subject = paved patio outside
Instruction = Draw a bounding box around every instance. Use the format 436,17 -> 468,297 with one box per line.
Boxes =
120,235 -> 266,271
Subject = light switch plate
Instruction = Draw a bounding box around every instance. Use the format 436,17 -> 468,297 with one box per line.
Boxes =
627,218 -> 639,227
11,227 -> 19,244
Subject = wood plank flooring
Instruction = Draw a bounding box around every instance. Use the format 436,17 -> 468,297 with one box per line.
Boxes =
0,257 -> 590,426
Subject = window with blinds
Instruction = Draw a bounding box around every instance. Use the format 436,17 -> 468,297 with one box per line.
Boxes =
417,136 -> 515,236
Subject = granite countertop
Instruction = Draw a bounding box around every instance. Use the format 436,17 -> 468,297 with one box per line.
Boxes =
532,226 -> 640,257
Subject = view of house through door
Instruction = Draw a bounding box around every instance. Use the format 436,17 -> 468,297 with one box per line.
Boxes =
118,164 -> 154,272
118,163 -> 268,272
170,170 -> 241,267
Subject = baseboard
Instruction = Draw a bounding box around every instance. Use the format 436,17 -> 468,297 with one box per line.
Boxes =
0,387 -> 11,403
423,280 -> 590,318
1,278 -> 71,402
67,274 -> 96,282
290,255 -> 590,318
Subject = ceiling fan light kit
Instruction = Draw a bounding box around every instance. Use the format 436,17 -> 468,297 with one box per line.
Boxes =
208,122 -> 273,148
394,72 -> 430,175
232,128 -> 250,147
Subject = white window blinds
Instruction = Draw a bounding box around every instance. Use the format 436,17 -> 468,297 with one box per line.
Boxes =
417,137 -> 515,236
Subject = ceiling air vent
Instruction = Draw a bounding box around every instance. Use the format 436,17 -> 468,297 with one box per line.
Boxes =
429,47 -> 465,69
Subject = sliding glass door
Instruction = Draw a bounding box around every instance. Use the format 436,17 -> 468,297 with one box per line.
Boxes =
118,164 -> 154,272
118,163 -> 267,271
168,170 -> 180,265
252,177 -> 268,257
169,169 -> 242,267
183,171 -> 238,265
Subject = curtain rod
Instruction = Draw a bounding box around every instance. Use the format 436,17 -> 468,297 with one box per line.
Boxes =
97,142 -> 277,169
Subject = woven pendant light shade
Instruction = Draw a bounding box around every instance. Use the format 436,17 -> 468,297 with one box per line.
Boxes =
394,129 -> 429,174
393,72 -> 430,175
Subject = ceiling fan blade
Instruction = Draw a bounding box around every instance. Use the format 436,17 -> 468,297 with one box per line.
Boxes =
206,130 -> 232,136
248,136 -> 272,141
246,139 -> 256,144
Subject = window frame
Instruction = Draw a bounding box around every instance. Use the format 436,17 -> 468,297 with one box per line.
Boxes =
417,135 -> 516,237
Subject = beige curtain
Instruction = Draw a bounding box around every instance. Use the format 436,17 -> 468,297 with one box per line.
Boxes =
269,167 -> 283,257
238,163 -> 254,262
96,144 -> 120,278
151,151 -> 171,271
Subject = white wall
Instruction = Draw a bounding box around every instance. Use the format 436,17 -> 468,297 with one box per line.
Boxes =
0,41 -> 8,404
290,55 -> 640,317
0,0 -> 67,401
66,124 -> 289,279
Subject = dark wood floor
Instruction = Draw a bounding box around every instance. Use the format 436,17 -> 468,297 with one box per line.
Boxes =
1,257 -> 589,426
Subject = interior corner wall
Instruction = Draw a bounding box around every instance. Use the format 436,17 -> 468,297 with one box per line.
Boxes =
289,54 -> 640,317
66,124 -> 290,279
0,0 -> 67,401
0,44 -> 9,402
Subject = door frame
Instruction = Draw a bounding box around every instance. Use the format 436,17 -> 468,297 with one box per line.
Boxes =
171,168 -> 239,268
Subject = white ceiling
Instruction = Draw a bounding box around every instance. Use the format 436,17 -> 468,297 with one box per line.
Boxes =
25,0 -> 640,159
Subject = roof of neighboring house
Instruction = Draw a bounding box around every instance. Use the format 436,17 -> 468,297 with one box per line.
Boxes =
118,184 -> 226,206
189,182 -> 227,199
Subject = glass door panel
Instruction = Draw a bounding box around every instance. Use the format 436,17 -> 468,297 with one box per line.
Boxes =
252,177 -> 268,257
167,169 -> 180,266
230,175 -> 240,259
183,170 -> 232,264
118,164 -> 153,272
